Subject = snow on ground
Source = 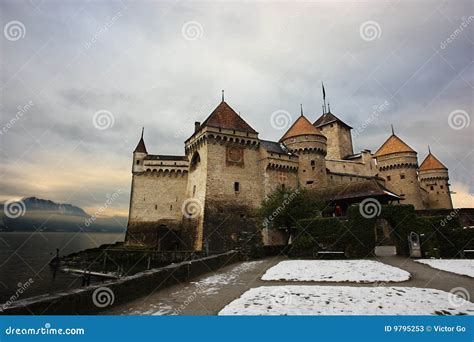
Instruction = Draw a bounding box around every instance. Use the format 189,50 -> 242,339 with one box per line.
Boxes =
415,259 -> 474,278
188,261 -> 265,295
261,260 -> 410,283
219,286 -> 474,315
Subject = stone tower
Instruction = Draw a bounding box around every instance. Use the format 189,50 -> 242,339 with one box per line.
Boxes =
184,98 -> 261,251
313,110 -> 353,159
374,129 -> 424,209
419,148 -> 453,209
280,113 -> 327,189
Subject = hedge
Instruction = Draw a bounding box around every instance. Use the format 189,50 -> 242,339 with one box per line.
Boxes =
290,204 -> 473,259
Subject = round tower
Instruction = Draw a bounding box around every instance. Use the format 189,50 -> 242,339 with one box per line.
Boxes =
418,148 -> 453,209
374,129 -> 424,209
280,112 -> 327,189
132,127 -> 147,173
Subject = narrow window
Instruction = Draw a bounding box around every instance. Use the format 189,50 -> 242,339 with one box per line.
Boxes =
193,185 -> 196,196
234,182 -> 240,193
136,160 -> 140,165
155,205 -> 158,210
440,185 -> 444,189
170,205 -> 173,210
311,160 -> 315,166
306,181 -> 314,185
430,186 -> 434,191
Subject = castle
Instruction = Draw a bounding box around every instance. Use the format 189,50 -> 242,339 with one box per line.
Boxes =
126,92 -> 453,251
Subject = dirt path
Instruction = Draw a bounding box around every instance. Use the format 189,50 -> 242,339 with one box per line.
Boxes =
105,256 -> 473,315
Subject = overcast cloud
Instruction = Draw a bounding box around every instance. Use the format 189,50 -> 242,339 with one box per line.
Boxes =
0,0 -> 473,216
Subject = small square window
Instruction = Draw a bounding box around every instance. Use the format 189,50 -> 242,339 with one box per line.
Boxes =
311,160 -> 315,166
387,176 -> 391,181
430,186 -> 434,191
440,185 -> 444,189
400,175 -> 405,179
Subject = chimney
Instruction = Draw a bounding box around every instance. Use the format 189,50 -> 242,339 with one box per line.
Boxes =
194,121 -> 201,132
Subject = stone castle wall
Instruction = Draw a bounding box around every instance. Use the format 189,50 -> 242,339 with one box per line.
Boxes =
419,169 -> 453,209
319,123 -> 353,159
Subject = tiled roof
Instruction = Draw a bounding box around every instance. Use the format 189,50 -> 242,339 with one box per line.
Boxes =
312,179 -> 401,201
313,112 -> 352,129
133,137 -> 147,153
260,140 -> 289,154
201,101 -> 257,134
280,115 -> 324,141
419,153 -> 447,171
374,134 -> 415,157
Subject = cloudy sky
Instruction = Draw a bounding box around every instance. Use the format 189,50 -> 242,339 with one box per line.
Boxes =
1,0 -> 473,216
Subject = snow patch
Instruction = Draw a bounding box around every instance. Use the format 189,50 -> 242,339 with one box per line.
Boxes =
415,259 -> 474,278
219,286 -> 474,315
262,260 -> 410,282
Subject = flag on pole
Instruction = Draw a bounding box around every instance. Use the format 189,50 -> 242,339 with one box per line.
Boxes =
322,82 -> 326,100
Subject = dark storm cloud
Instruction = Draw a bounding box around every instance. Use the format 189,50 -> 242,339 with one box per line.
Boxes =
1,0 -> 473,213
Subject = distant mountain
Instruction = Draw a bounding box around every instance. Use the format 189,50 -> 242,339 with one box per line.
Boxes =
20,197 -> 89,216
0,197 -> 127,233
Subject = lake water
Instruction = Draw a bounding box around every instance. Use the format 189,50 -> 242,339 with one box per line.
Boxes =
0,232 -> 125,304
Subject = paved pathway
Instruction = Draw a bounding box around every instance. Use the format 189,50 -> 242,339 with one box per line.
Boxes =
106,256 -> 473,315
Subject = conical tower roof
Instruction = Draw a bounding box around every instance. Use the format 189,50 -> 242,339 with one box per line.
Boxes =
134,128 -> 147,153
201,101 -> 257,134
419,152 -> 447,171
280,115 -> 324,142
374,134 -> 415,157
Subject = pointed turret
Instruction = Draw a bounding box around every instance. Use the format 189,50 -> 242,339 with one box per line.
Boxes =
132,128 -> 147,173
134,127 -> 147,153
200,101 -> 257,134
280,112 -> 328,188
418,148 -> 452,209
280,115 -> 324,141
419,152 -> 447,171
374,128 -> 423,209
374,133 -> 415,157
